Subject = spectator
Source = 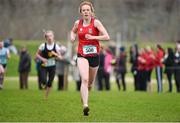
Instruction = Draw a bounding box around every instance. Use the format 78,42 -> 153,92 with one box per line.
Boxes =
129,44 -> 139,91
174,40 -> 180,92
18,46 -> 31,89
103,47 -> 113,91
163,47 -> 174,92
56,45 -> 69,91
3,38 -> 18,55
97,46 -> 106,91
137,48 -> 148,91
145,46 -> 156,92
71,54 -> 81,91
155,44 -> 165,93
115,46 -> 127,91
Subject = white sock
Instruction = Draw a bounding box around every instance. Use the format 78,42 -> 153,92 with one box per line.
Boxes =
83,104 -> 88,108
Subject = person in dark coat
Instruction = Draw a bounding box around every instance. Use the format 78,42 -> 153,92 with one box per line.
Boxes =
129,44 -> 139,91
115,46 -> 127,91
174,40 -> 180,92
97,46 -> 106,91
163,47 -> 174,92
18,46 -> 31,89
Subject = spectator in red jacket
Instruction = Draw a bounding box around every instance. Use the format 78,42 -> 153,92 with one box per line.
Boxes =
144,46 -> 156,92
137,48 -> 148,91
155,44 -> 165,93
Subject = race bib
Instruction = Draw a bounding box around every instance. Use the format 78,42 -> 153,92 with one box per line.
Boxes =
45,58 -> 55,67
83,45 -> 97,55
0,59 -> 6,64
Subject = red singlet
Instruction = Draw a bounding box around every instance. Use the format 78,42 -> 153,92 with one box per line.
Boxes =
77,18 -> 100,57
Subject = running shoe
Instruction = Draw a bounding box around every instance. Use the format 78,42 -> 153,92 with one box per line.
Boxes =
83,107 -> 90,116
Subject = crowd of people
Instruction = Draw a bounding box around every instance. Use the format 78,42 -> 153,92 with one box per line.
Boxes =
129,42 -> 180,93
95,42 -> 180,94
0,1 -> 180,117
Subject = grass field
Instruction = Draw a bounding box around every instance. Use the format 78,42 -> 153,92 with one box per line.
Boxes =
0,78 -> 180,122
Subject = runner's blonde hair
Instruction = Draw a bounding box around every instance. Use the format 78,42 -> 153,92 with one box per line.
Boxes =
43,30 -> 54,38
79,1 -> 95,17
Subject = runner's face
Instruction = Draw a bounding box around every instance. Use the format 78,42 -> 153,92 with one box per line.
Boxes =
45,32 -> 54,43
81,5 -> 92,19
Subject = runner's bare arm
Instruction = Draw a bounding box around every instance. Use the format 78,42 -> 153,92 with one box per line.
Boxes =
35,50 -> 47,63
70,20 -> 79,43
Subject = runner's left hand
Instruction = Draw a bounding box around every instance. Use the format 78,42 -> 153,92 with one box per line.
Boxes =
85,34 -> 94,40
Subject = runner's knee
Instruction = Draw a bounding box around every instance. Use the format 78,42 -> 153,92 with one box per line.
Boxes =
81,78 -> 88,84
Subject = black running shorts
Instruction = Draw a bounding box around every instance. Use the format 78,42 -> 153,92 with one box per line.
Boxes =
77,54 -> 99,67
